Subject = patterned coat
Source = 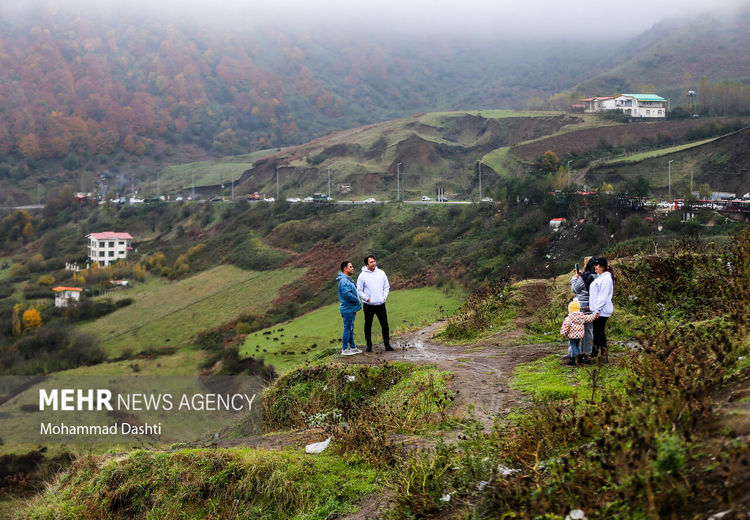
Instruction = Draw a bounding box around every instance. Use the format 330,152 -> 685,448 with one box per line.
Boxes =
560,311 -> 597,339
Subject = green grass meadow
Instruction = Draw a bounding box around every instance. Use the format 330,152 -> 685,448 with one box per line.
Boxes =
156,149 -> 278,195
80,265 -> 303,358
242,286 -> 463,373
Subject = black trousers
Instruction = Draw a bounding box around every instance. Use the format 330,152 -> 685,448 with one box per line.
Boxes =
363,303 -> 390,348
592,316 -> 608,356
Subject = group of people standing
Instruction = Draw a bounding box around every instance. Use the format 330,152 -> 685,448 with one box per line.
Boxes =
560,256 -> 614,365
336,255 -> 394,355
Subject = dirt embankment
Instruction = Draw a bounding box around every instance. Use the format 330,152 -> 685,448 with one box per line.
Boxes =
511,116 -> 750,162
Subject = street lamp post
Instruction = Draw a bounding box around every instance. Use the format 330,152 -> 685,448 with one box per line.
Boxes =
327,166 -> 331,198
567,160 -> 573,187
191,172 -> 195,200
668,160 -> 674,202
231,170 -> 235,201
397,162 -> 402,201
276,166 -> 280,200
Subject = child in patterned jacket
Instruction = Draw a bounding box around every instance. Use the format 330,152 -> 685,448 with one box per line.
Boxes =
560,300 -> 598,365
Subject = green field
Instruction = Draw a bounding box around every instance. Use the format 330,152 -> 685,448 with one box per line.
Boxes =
80,265 -> 303,358
154,149 -> 279,195
242,286 -> 463,373
601,136 -> 719,165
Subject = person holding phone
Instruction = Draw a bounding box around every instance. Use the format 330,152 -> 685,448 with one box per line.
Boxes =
570,256 -> 597,361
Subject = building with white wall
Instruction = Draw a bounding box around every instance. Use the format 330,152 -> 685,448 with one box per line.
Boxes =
86,232 -> 133,266
582,94 -> 667,118
53,287 -> 82,307
613,94 -> 667,118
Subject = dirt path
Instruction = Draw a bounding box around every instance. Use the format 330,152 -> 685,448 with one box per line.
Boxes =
344,320 -> 559,428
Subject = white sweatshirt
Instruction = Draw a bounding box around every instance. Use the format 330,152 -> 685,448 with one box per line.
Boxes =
356,266 -> 390,305
589,271 -> 613,317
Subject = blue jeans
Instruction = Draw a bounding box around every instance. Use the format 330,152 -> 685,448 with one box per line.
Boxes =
341,312 -> 357,350
568,338 -> 581,358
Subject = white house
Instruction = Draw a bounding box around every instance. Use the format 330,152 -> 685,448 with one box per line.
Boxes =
613,94 -> 667,118
86,232 -> 133,266
582,97 -> 615,113
582,94 -> 667,118
53,287 -> 82,308
549,217 -> 567,231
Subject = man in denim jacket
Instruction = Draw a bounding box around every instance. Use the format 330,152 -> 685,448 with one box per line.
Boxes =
337,261 -> 362,356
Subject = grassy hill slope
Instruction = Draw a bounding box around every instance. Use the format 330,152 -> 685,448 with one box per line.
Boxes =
79,265 -> 303,358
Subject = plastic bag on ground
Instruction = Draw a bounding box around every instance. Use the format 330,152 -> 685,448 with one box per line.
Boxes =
305,437 -> 332,454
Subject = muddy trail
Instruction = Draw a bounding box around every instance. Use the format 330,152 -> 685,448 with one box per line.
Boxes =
345,278 -> 559,427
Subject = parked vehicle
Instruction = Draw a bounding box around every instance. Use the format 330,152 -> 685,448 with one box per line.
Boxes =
422,195 -> 432,201
481,197 -> 493,202
312,193 -> 331,203
363,197 -> 376,203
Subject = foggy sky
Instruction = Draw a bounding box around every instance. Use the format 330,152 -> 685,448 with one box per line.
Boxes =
2,0 -> 748,39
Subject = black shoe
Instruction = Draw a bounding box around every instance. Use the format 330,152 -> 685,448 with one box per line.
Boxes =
365,346 -> 372,352
577,356 -> 592,365
566,359 -> 577,366
384,345 -> 394,351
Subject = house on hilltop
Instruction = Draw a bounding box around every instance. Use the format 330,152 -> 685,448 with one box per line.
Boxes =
86,232 -> 133,266
582,94 -> 667,118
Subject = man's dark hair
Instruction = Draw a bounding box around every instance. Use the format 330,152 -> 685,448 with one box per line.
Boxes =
340,261 -> 351,272
364,254 -> 376,266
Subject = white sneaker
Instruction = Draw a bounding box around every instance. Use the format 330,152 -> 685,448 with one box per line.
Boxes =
341,349 -> 356,356
352,348 -> 363,354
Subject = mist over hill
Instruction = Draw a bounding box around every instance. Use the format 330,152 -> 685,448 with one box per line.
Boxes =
2,2 -> 750,203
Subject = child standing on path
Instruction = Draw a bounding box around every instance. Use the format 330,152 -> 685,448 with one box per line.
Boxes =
560,300 -> 597,366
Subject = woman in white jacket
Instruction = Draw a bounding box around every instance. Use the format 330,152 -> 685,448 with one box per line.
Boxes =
589,257 -> 614,360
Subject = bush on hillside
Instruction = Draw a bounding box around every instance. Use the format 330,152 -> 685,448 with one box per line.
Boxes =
0,322 -> 104,375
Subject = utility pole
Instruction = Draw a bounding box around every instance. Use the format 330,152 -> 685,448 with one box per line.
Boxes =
668,160 -> 674,202
567,160 -> 573,187
157,170 -> 160,198
397,162 -> 402,201
478,160 -> 483,200
327,166 -> 331,198
191,172 -> 195,200
276,166 -> 280,200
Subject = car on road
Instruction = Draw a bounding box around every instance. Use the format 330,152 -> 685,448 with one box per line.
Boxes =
657,201 -> 671,209
263,197 -> 275,202
363,197 -> 376,203
481,197 -> 493,202
286,197 -> 301,203
422,196 -> 432,201
175,196 -> 183,202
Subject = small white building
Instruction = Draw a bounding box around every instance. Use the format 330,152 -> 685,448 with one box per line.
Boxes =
53,287 -> 82,308
87,232 -> 133,266
549,217 -> 567,230
582,97 -> 615,113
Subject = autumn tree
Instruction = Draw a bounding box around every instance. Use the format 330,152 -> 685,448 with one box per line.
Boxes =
23,308 -> 42,332
538,150 -> 560,173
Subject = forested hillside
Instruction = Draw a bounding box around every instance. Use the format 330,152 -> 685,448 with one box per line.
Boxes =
0,5 -> 612,167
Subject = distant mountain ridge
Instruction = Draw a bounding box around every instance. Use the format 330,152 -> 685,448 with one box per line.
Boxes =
579,5 -> 750,95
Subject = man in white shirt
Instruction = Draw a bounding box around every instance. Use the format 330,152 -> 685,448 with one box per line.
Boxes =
356,255 -> 393,352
